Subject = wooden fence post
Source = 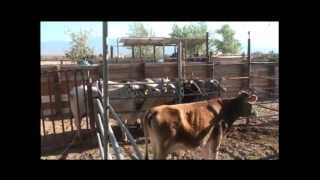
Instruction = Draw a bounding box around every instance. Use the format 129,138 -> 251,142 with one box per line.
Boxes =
153,45 -> 156,63
87,80 -> 96,130
54,70 -> 62,116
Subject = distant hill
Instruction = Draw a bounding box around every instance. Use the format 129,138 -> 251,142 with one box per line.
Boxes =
41,37 -> 103,56
41,37 -> 175,56
41,37 -> 278,56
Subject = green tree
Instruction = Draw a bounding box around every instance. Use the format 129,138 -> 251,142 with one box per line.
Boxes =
213,24 -> 241,54
128,23 -> 149,37
127,23 -> 161,59
169,22 -> 209,57
65,30 -> 94,62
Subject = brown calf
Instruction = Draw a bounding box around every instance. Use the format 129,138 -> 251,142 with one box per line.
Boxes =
143,91 -> 258,160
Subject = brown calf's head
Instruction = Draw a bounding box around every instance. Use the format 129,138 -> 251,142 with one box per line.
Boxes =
236,90 -> 258,118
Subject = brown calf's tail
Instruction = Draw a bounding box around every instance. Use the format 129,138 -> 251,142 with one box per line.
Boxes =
143,110 -> 155,160
143,110 -> 150,160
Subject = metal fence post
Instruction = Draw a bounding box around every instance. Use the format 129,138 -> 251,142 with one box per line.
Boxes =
102,21 -> 110,159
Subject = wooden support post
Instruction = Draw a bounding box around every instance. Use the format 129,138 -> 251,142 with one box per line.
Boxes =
211,52 -> 214,80
132,46 -> 135,58
178,41 -> 183,103
110,46 -> 113,59
163,46 -> 165,60
183,47 -> 186,79
206,32 -> 209,58
247,31 -> 251,90
153,45 -> 156,63
273,63 -> 278,99
117,39 -> 119,59
269,63 -> 276,99
139,46 -> 142,58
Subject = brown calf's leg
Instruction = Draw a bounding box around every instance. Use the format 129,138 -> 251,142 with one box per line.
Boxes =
154,138 -> 173,160
151,142 -> 158,160
156,145 -> 168,160
246,117 -> 250,126
210,124 -> 223,160
149,131 -> 160,160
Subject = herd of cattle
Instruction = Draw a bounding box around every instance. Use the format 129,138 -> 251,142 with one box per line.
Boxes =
69,78 -> 226,133
68,78 -> 258,159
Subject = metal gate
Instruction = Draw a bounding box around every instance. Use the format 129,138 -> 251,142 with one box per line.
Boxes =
41,65 -> 100,154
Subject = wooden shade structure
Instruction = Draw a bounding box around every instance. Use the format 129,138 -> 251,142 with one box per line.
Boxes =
119,37 -> 206,46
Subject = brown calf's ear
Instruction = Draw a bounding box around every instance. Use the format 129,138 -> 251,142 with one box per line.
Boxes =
238,90 -> 248,95
248,88 -> 255,94
248,95 -> 258,104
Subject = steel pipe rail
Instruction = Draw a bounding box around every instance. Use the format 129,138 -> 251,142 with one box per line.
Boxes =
109,105 -> 143,160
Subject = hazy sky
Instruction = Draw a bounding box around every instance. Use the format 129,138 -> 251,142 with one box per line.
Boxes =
41,21 -> 278,55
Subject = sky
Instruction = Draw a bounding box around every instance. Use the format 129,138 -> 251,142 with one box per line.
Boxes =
41,21 -> 279,55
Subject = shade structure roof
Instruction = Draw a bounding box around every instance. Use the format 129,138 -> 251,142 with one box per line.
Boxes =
119,37 -> 207,46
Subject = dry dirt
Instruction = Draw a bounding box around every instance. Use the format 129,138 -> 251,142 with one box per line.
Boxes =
41,103 -> 278,160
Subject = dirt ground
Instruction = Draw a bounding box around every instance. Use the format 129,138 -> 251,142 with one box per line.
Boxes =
41,103 -> 278,160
